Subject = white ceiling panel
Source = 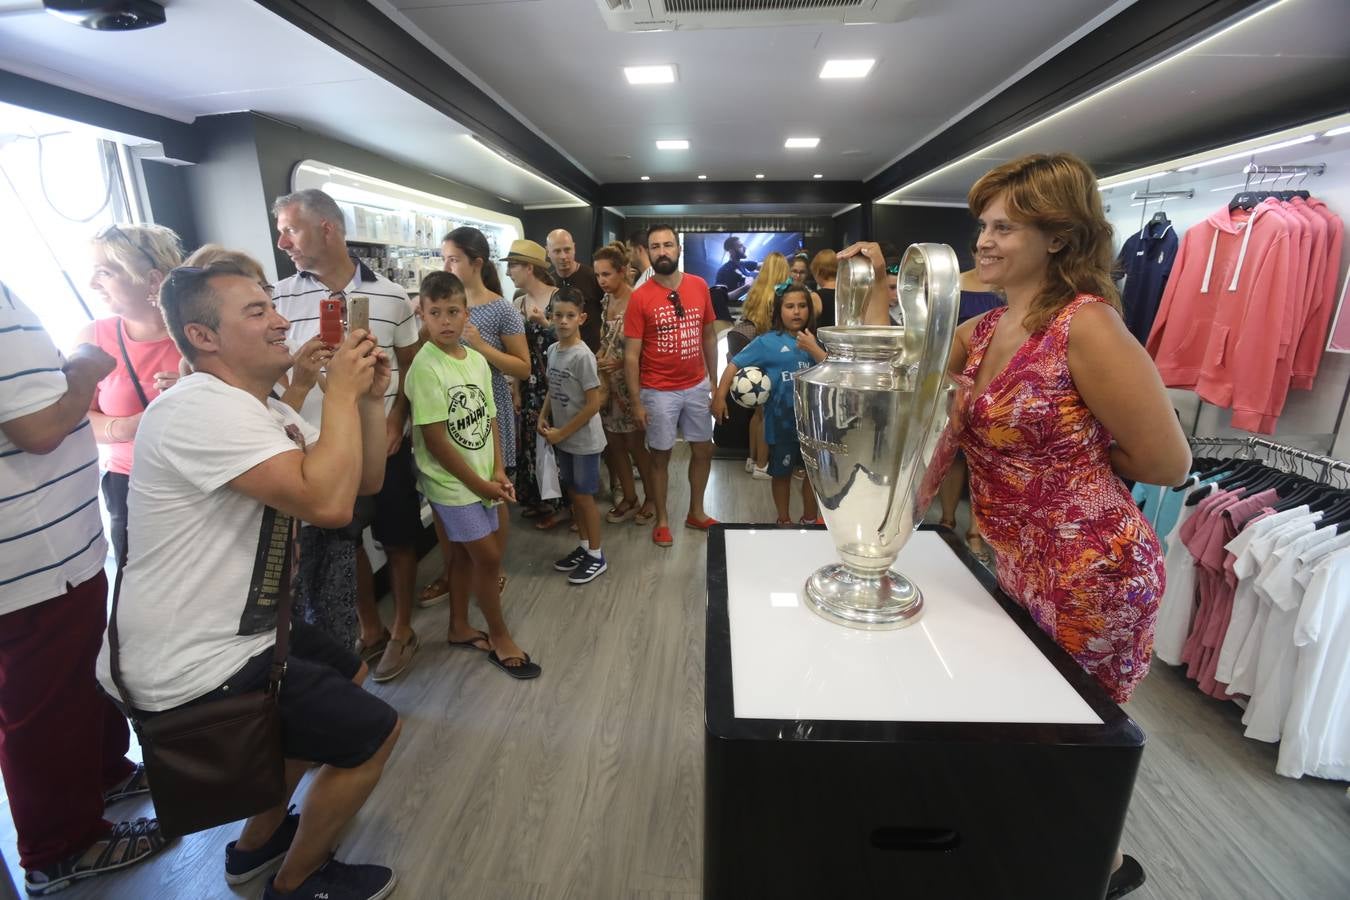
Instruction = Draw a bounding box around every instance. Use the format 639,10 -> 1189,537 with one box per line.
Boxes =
888,0 -> 1350,203
380,0 -> 1140,182
0,0 -> 582,206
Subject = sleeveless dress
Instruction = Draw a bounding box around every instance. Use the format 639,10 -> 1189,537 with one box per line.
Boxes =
468,297 -> 525,469
959,294 -> 1165,703
513,291 -> 558,508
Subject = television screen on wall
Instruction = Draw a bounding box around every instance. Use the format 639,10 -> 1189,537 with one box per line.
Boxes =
681,231 -> 804,292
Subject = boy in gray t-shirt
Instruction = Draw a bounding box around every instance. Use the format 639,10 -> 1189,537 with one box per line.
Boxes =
539,291 -> 609,584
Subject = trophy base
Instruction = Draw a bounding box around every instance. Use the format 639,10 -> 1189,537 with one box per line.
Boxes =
803,563 -> 924,631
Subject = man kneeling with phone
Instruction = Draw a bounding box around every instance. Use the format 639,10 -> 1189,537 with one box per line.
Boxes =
97,261 -> 402,900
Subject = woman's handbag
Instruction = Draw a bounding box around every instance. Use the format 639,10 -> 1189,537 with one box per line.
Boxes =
106,573 -> 289,839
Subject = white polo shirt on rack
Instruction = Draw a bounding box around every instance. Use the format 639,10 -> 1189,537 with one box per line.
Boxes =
0,282 -> 107,614
271,258 -> 420,429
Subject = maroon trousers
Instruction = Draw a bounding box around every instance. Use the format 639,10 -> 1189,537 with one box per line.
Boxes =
0,572 -> 134,871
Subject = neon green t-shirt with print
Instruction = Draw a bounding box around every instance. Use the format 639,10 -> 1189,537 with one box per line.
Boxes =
404,342 -> 498,508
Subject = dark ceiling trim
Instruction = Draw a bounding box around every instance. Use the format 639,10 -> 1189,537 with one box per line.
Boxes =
252,0 -> 599,203
0,70 -> 201,163
865,0 -> 1267,199
598,180 -> 868,207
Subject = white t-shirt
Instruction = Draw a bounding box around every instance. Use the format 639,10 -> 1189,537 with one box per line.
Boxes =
1215,508 -> 1315,684
96,374 -> 319,711
0,282 -> 106,614
1154,483 -> 1203,665
271,259 -> 419,428
1241,525 -> 1341,741
1277,545 -> 1350,779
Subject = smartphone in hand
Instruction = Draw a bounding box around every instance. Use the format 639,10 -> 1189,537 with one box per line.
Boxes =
319,297 -> 344,347
347,296 -> 369,336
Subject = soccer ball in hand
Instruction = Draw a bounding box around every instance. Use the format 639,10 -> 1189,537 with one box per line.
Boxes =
730,366 -> 772,409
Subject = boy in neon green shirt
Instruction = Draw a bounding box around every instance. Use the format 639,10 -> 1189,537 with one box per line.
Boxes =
404,271 -> 539,679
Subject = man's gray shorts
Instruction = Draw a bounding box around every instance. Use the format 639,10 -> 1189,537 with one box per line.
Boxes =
640,380 -> 714,451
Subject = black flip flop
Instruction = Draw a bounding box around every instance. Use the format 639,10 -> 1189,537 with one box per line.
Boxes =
487,650 -> 541,680
447,630 -> 491,652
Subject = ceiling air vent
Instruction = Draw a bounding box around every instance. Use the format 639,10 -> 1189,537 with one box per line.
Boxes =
595,0 -> 914,31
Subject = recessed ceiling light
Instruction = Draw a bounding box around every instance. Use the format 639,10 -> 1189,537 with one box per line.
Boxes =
656,140 -> 689,150
640,175 -> 651,181
755,173 -> 765,179
819,59 -> 875,80
813,173 -> 823,179
697,174 -> 707,180
785,137 -> 820,149
624,65 -> 676,85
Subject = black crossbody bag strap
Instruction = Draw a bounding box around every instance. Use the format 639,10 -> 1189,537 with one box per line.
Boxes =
115,320 -> 153,410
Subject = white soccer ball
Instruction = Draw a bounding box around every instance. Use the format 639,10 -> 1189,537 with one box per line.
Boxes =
730,366 -> 772,409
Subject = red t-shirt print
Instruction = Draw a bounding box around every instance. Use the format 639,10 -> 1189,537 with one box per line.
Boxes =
624,274 -> 716,391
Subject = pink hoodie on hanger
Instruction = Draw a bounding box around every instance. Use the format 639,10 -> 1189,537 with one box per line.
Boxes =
1146,201 -> 1293,433
1290,198 -> 1344,390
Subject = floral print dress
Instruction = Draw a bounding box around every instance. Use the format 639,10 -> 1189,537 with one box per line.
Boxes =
513,292 -> 557,508
599,292 -> 637,433
959,294 -> 1165,703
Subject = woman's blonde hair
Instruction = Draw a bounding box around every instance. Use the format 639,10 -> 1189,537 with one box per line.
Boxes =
183,244 -> 268,285
967,153 -> 1119,333
810,248 -> 837,282
742,252 -> 788,335
90,223 -> 184,285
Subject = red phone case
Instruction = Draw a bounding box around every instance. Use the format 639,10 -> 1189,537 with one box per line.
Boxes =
319,298 -> 344,347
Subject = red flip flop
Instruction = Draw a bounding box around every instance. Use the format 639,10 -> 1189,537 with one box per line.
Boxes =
652,525 -> 673,547
684,514 -> 719,531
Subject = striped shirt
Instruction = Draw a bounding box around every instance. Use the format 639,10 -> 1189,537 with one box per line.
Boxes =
271,259 -> 420,429
0,282 -> 107,614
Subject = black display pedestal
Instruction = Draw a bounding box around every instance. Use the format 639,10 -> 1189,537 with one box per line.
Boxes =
704,525 -> 1145,900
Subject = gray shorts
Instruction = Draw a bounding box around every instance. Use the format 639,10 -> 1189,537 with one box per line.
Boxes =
640,380 -> 714,451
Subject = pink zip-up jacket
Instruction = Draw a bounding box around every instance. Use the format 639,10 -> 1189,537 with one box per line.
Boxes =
1146,201 -> 1292,433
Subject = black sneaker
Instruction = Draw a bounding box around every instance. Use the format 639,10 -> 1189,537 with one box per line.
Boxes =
1106,854 -> 1146,899
263,857 -> 396,900
568,553 -> 608,584
553,546 -> 588,572
225,806 -> 299,884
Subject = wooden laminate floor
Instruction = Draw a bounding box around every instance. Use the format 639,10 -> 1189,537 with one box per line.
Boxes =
3,447 -> 1348,899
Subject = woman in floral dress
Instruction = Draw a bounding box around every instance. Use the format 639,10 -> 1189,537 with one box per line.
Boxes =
593,243 -> 655,524
849,152 -> 1191,900
504,240 -> 560,518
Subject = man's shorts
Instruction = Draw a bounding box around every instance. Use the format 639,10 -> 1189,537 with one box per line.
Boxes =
143,622 -> 397,769
640,379 -> 714,451
555,448 -> 602,495
371,437 -> 422,548
767,440 -> 804,478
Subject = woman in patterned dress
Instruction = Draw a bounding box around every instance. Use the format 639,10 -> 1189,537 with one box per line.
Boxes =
593,243 -> 655,524
504,240 -> 561,518
848,152 -> 1190,900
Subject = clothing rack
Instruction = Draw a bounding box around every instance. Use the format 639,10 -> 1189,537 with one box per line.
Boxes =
1189,435 -> 1350,482
1242,162 -> 1326,178
1131,189 -> 1194,201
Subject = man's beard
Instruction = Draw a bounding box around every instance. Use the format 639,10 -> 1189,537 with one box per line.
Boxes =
652,255 -> 679,275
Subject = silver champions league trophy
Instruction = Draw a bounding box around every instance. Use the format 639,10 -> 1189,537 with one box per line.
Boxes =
794,243 -> 962,629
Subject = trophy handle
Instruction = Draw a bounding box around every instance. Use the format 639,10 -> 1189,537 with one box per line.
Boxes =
896,244 -> 961,478
835,255 -> 874,328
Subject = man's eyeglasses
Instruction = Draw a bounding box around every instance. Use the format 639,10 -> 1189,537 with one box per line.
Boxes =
95,223 -> 161,273
667,290 -> 685,318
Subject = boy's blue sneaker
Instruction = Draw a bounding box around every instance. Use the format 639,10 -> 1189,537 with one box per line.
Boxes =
568,554 -> 607,584
554,546 -> 588,572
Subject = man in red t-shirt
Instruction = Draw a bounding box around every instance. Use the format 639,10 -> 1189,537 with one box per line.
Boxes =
623,225 -> 720,547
